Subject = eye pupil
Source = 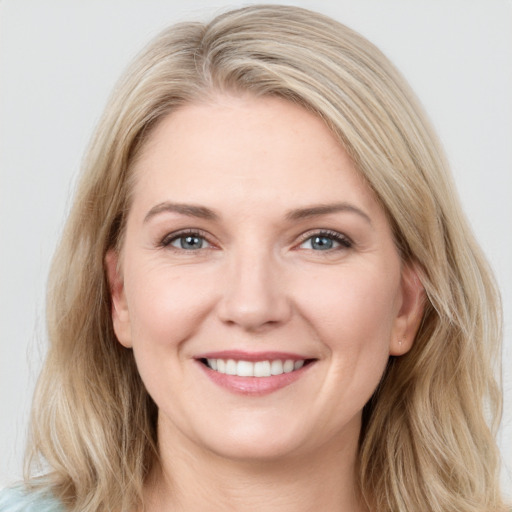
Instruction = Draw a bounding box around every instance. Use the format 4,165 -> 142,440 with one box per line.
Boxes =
181,235 -> 203,249
311,236 -> 334,250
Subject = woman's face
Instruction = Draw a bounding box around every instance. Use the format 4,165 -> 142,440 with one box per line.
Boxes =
107,94 -> 423,462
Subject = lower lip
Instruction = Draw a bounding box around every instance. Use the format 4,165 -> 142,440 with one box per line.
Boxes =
196,360 -> 314,395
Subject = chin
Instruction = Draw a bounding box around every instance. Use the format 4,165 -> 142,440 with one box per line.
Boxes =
208,436 -> 304,464
191,415 -> 313,463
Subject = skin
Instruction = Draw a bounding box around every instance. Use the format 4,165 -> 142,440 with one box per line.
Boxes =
106,94 -> 424,511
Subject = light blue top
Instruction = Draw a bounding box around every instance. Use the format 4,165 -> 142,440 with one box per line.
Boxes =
0,487 -> 63,512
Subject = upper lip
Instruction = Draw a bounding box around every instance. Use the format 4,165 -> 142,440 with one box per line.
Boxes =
195,350 -> 314,362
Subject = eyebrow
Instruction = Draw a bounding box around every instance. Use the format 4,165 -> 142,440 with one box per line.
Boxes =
144,202 -> 219,223
285,203 -> 372,225
143,201 -> 372,225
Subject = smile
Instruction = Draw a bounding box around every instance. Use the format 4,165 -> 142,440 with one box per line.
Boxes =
196,352 -> 316,395
203,358 -> 305,377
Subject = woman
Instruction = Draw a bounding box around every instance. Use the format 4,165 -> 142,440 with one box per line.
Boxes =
0,4 -> 507,512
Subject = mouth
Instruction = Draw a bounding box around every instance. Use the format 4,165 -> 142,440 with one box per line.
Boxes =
199,357 -> 314,377
195,352 -> 316,395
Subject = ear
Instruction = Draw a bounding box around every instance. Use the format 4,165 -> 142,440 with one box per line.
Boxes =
105,250 -> 132,348
389,261 -> 425,356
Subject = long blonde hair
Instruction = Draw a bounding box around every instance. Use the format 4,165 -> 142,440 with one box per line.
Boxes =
25,5 -> 505,511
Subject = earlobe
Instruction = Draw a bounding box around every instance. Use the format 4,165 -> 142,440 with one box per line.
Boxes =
105,250 -> 133,348
390,261 -> 425,356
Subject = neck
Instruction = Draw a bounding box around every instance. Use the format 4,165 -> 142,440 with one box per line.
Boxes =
144,417 -> 368,512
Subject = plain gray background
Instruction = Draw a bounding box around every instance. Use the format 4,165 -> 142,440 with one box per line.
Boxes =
1,0 -> 511,495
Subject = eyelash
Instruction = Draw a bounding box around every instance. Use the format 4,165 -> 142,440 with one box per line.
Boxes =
158,229 -> 353,252
159,229 -> 213,251
296,230 -> 353,251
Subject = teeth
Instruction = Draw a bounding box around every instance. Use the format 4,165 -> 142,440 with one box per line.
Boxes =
205,358 -> 306,377
254,361 -> 271,377
237,360 -> 254,377
283,360 -> 294,373
270,360 -> 283,375
226,359 -> 237,375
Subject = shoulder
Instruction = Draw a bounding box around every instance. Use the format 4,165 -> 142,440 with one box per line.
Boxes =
0,486 -> 64,512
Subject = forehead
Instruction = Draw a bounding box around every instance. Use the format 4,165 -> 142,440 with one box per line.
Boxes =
129,94 -> 381,220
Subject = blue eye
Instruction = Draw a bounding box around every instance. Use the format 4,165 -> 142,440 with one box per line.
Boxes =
299,232 -> 351,251
171,235 -> 205,250
162,231 -> 211,250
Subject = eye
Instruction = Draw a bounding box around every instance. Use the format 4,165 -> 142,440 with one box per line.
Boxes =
161,230 -> 212,251
298,231 -> 352,251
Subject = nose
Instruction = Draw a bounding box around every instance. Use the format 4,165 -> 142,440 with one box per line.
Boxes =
217,248 -> 292,332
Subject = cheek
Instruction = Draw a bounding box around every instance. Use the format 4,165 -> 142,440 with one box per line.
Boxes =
125,263 -> 217,348
294,263 -> 400,401
123,264 -> 219,406
298,266 -> 399,345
